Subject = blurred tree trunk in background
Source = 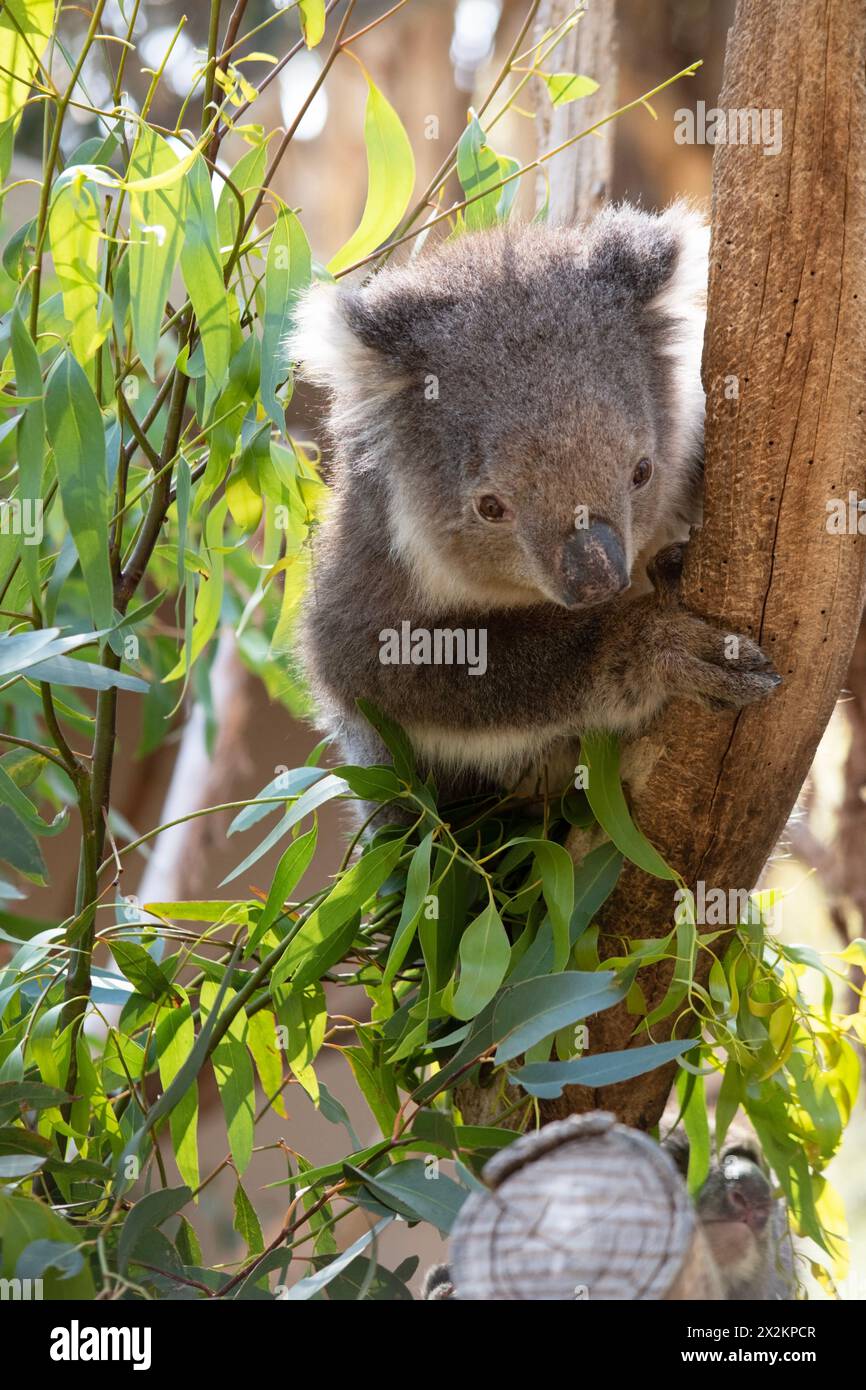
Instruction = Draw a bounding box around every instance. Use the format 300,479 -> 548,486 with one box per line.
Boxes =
534,0 -> 618,221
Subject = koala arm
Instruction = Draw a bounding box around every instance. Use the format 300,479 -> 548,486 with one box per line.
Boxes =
308,546 -> 780,745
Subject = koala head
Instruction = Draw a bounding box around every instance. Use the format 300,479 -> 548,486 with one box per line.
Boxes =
289,202 -> 708,613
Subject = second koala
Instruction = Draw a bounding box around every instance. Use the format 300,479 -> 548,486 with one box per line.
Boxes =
290,202 -> 780,804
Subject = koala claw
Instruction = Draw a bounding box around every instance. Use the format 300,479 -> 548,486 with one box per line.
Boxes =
683,621 -> 782,711
647,542 -> 686,603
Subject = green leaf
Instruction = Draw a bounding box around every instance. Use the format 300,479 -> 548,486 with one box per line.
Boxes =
456,112 -> 516,230
247,1007 -> 285,1115
228,765 -> 325,836
202,983 -> 255,1176
277,982 -> 326,1103
0,1 -> 52,123
111,940 -> 176,1002
347,1158 -> 467,1234
493,971 -> 627,1064
155,1002 -> 199,1190
581,732 -> 677,880
48,169 -> 108,361
128,127 -> 189,378
272,837 -> 405,992
327,67 -> 415,275
282,1218 -> 392,1300
9,309 -> 45,604
222,773 -> 347,884
513,1038 -> 694,1098
0,766 -> 66,836
24,654 -> 148,693
542,72 -> 600,106
383,831 -> 433,985
355,700 -> 417,783
0,807 -> 46,882
117,1186 -> 191,1275
0,1193 -> 94,1298
233,1179 -> 264,1254
261,205 -> 311,429
45,353 -> 113,631
180,155 -> 231,415
298,0 -> 326,47
451,900 -> 510,1021
246,823 -> 317,955
164,498 -> 227,681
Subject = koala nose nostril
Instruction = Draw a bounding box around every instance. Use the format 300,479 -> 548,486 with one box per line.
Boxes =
560,519 -> 629,608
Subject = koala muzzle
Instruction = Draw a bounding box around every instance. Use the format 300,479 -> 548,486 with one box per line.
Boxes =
560,520 -> 629,607
719,1154 -> 772,1232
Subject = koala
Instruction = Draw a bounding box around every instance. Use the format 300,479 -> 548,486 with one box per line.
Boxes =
288,202 -> 780,808
663,1125 -> 796,1301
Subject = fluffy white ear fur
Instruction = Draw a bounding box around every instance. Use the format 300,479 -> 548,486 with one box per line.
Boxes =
284,283 -> 408,466
649,201 -> 710,475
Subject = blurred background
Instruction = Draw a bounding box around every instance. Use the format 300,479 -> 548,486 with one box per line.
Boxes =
3,0 -> 864,1296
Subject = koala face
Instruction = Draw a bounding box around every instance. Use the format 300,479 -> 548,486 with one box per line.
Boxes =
290,203 -> 708,613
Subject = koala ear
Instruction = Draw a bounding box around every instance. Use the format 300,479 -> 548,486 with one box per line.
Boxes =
286,282 -> 407,396
585,200 -> 709,310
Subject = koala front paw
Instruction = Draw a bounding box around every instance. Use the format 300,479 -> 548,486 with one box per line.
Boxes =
670,613 -> 782,711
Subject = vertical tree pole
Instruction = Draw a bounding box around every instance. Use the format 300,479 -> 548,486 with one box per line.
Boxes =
545,0 -> 866,1127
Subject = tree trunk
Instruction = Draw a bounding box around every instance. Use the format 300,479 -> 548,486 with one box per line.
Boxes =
543,0 -> 866,1127
534,0 -> 618,223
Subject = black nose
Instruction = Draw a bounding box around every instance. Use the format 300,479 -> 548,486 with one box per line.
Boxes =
560,520 -> 629,607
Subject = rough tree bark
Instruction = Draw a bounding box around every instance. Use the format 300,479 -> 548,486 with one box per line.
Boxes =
542,0 -> 866,1127
534,0 -> 618,222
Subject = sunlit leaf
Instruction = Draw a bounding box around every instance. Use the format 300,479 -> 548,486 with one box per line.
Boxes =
328,66 -> 415,275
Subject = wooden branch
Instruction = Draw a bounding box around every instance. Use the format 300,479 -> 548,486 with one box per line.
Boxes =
545,0 -> 866,1127
534,0 -> 618,223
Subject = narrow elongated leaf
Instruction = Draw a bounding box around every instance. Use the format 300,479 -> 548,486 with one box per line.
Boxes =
9,309 -> 44,604
25,654 -> 148,693
228,765 -> 325,835
202,983 -> 255,1176
117,1186 -> 191,1274
128,128 -> 189,378
456,112 -> 505,230
581,732 -> 677,880
222,773 -> 347,884
245,824 -> 317,955
0,1 -> 52,123
0,807 -> 46,881
0,627 -> 107,678
451,901 -> 510,1021
233,1180 -> 264,1254
48,170 -> 107,361
282,1218 -> 392,1300
155,1002 -> 199,1191
261,205 -> 311,429
164,498 -> 227,681
298,0 -> 326,47
272,838 -> 405,991
45,354 -> 112,630
180,155 -> 231,414
383,831 -> 433,985
347,1159 -> 467,1235
328,68 -> 415,275
493,971 -> 627,1064
111,940 -> 175,1001
513,1038 -> 695,1098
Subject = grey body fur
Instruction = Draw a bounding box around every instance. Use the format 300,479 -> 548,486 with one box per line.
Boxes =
289,203 -> 779,804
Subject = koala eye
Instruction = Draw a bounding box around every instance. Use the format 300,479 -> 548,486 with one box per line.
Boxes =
631,457 -> 653,490
475,494 -> 513,523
